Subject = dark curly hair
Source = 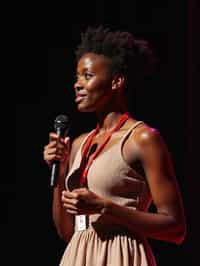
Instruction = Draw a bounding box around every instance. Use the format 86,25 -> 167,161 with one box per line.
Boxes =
75,25 -> 157,90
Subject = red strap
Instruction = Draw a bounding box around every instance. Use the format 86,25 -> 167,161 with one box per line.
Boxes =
80,126 -> 99,170
80,112 -> 129,185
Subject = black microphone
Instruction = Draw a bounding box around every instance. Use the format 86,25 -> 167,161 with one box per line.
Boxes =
50,114 -> 70,187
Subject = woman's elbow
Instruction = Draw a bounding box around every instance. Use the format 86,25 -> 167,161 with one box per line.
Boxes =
172,221 -> 186,245
55,224 -> 73,243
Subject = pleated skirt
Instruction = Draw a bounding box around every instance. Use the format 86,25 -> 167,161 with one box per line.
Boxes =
59,227 -> 156,266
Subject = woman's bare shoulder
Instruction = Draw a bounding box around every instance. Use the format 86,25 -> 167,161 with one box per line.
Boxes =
131,121 -> 164,149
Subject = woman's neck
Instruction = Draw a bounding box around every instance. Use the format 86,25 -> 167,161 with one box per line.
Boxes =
96,108 -> 128,133
95,93 -> 130,133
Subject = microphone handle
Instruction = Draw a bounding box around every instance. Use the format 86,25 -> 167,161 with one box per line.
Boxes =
50,161 -> 60,187
50,127 -> 66,187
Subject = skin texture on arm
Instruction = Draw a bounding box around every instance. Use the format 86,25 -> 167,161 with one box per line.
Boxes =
101,125 -> 186,244
62,125 -> 186,244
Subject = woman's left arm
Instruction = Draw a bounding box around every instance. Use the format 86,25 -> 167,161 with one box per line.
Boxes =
101,127 -> 186,244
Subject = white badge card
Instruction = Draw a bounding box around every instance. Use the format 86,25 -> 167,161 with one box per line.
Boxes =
76,215 -> 87,231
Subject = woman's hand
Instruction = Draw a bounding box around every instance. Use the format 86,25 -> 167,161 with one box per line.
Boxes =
61,188 -> 105,215
43,133 -> 70,167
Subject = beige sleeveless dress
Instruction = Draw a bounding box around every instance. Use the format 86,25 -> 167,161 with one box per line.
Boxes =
60,121 -> 157,266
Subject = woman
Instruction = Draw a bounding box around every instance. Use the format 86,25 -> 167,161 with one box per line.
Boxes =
44,26 -> 186,266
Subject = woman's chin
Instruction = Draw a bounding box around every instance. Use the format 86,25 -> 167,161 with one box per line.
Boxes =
77,104 -> 95,113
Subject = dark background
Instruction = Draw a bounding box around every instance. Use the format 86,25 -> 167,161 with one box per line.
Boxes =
13,0 -> 199,265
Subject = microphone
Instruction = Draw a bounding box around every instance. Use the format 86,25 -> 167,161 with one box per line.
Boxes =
50,114 -> 70,187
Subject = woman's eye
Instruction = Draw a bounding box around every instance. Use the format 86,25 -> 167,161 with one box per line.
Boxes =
75,73 -> 93,81
84,73 -> 93,80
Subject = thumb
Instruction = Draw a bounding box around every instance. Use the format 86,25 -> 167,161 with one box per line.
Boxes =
64,137 -> 70,153
64,137 -> 70,145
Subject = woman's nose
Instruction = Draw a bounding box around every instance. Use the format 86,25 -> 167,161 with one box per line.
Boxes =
74,80 -> 83,91
74,76 -> 84,91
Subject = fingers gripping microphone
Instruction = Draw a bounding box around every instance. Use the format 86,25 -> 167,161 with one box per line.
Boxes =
50,114 -> 70,187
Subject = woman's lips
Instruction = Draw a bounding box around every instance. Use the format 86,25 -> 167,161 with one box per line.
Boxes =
75,94 -> 86,103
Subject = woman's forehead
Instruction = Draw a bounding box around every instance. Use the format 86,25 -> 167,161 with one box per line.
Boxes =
77,53 -> 111,72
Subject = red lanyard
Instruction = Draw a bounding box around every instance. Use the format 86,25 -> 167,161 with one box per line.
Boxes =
80,112 -> 129,185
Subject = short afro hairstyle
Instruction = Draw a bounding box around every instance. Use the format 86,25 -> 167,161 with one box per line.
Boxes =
75,25 -> 157,89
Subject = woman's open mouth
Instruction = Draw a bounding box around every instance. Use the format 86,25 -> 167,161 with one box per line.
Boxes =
75,94 -> 86,103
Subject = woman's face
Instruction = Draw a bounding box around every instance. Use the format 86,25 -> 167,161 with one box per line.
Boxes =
74,53 -> 114,112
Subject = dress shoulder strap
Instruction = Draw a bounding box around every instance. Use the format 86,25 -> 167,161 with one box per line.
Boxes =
120,120 -> 144,145
76,129 -> 96,157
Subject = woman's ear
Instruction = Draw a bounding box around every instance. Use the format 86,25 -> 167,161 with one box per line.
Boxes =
111,74 -> 125,91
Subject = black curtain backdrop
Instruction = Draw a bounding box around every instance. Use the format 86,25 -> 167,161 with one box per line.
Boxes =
14,1 -> 199,265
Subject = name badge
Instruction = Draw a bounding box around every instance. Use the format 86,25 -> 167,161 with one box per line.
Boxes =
76,215 -> 87,231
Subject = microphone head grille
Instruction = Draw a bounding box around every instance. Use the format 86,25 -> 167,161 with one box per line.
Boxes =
54,114 -> 69,130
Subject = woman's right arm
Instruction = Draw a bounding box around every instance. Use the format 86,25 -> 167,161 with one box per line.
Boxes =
43,132 -> 87,242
